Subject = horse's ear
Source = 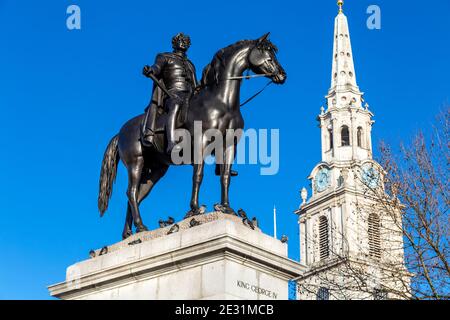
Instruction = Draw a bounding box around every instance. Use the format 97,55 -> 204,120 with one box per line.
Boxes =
257,32 -> 270,44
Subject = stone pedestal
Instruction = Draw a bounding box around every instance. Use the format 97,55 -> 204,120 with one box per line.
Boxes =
48,212 -> 304,300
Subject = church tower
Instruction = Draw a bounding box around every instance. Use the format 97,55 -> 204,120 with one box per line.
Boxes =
294,1 -> 410,300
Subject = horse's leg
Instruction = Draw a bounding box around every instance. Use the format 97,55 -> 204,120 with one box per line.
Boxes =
126,156 -> 149,232
219,141 -> 236,214
185,161 -> 205,218
122,165 -> 169,239
123,169 -> 148,239
122,206 -> 133,239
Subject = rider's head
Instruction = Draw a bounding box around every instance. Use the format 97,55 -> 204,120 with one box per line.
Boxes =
172,33 -> 191,53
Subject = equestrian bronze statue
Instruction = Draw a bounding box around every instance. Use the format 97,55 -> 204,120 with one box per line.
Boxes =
98,33 -> 286,239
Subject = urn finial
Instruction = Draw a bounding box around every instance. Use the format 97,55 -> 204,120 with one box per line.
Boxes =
300,187 -> 308,206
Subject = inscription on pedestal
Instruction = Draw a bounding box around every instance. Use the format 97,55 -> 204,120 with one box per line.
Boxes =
236,280 -> 278,299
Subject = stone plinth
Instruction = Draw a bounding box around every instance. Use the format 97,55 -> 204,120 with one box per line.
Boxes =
48,212 -> 304,300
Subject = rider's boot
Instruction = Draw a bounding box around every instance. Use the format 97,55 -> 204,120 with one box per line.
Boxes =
141,128 -> 155,148
141,103 -> 158,148
166,105 -> 182,154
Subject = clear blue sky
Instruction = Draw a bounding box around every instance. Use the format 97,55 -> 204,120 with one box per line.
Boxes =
0,0 -> 448,299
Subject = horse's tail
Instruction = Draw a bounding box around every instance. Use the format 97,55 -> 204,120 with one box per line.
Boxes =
98,134 -> 120,216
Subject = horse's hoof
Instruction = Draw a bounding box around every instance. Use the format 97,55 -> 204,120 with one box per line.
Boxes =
122,230 -> 133,240
136,225 -> 148,233
214,203 -> 236,215
184,205 -> 206,219
184,210 -> 197,220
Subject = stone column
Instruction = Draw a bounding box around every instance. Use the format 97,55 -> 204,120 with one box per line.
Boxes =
332,116 -> 339,159
351,112 -> 357,160
327,207 -> 333,257
367,120 -> 374,158
320,119 -> 327,161
299,216 -> 307,265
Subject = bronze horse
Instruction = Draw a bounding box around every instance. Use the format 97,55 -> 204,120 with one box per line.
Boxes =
98,34 -> 286,239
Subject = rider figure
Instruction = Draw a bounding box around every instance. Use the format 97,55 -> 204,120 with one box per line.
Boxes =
142,33 -> 197,154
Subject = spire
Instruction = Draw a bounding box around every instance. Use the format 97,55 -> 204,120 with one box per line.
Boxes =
319,2 -> 373,163
328,2 -> 363,109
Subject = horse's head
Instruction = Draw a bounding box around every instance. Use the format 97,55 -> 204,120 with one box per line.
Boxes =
248,33 -> 286,84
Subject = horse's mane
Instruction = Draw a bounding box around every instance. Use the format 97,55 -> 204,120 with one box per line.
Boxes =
200,38 -> 278,87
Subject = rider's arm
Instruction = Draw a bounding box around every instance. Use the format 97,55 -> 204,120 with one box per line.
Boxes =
143,54 -> 167,78
149,54 -> 167,76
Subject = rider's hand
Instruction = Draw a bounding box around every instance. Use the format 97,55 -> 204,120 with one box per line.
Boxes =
143,65 -> 153,77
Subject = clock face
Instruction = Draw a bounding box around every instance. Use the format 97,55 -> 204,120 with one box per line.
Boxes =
361,164 -> 380,188
315,168 -> 330,192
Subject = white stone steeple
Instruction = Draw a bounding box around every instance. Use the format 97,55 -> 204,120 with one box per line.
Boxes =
294,1 -> 410,300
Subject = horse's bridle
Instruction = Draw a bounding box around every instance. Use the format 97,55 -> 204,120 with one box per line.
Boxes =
226,72 -> 274,107
238,80 -> 273,107
227,73 -> 274,80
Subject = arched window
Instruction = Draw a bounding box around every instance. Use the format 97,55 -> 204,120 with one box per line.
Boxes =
341,125 -> 350,146
317,287 -> 330,300
368,213 -> 381,259
319,216 -> 329,260
328,128 -> 334,150
357,127 -> 363,147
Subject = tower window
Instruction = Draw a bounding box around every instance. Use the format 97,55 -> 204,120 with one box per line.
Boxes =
317,287 -> 330,300
357,127 -> 363,147
341,125 -> 350,146
368,213 -> 381,259
328,128 -> 334,150
319,216 -> 329,260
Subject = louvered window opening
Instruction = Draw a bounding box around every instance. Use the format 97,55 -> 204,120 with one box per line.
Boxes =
319,216 -> 329,260
369,213 -> 381,259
